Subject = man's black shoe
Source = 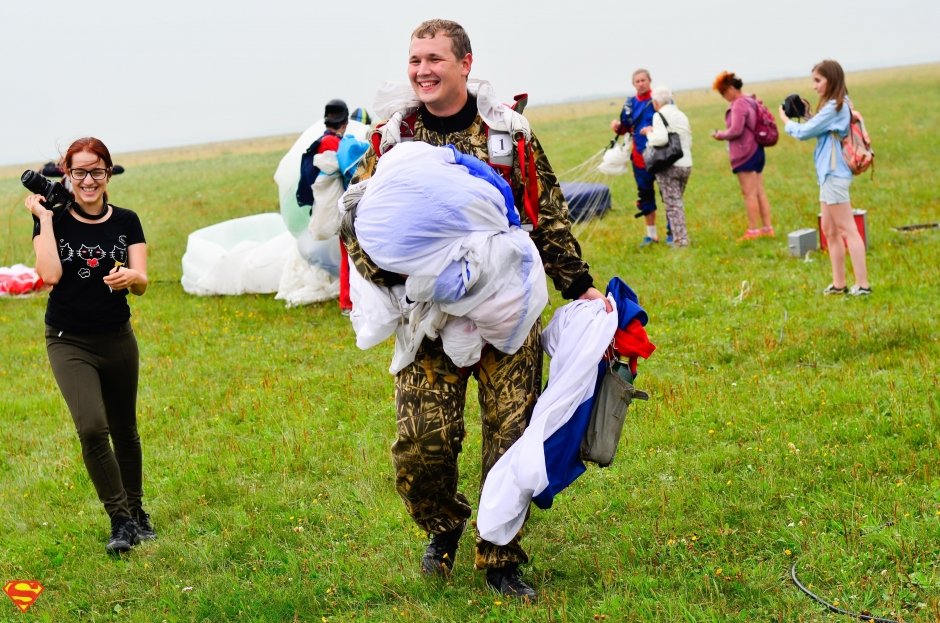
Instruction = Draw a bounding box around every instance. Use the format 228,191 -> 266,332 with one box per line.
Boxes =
420,520 -> 466,577
134,509 -> 157,541
486,564 -> 537,601
106,515 -> 139,555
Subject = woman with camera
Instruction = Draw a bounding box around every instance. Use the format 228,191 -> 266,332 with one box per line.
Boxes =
645,85 -> 693,247
711,71 -> 775,241
778,60 -> 870,296
25,137 -> 156,554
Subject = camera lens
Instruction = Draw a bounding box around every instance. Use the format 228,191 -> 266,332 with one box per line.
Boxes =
21,170 -> 53,196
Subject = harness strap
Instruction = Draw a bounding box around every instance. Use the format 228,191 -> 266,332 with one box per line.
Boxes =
829,103 -> 851,173
517,135 -> 539,227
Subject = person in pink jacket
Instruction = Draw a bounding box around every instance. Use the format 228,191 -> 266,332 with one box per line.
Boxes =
711,71 -> 775,241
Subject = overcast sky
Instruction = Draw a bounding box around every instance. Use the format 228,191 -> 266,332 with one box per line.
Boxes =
2,0 -> 938,166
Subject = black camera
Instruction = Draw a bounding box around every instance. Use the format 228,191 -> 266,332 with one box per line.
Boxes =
783,94 -> 809,119
21,170 -> 78,214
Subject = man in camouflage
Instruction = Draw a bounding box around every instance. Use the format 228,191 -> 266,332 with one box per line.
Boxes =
341,18 -> 608,600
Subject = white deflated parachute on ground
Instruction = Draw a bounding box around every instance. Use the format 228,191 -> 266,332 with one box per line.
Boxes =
180,213 -> 294,296
348,141 -> 548,373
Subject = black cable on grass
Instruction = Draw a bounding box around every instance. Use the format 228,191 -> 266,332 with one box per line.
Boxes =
790,562 -> 899,623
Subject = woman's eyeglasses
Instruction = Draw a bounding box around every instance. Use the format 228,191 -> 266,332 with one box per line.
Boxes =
69,168 -> 109,181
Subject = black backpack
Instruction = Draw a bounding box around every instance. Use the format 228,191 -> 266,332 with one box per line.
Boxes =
296,131 -> 336,208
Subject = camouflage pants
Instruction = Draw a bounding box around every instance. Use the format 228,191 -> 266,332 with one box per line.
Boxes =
393,321 -> 543,569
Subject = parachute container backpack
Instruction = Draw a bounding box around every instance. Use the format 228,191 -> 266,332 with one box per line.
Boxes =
836,106 -> 874,176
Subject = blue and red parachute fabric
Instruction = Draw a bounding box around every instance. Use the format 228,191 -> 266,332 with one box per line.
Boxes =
477,277 -> 654,546
533,277 -> 653,509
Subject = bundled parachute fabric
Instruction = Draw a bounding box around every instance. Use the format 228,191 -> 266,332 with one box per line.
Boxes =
349,141 -> 548,373
274,235 -> 340,307
276,133 -> 369,307
274,119 -> 371,236
285,142 -> 348,294
597,135 -> 632,176
0,264 -> 45,296
477,277 -> 655,545
477,297 -> 618,546
307,150 -> 345,241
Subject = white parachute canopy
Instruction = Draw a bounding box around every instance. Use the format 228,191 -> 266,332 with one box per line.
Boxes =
180,213 -> 292,296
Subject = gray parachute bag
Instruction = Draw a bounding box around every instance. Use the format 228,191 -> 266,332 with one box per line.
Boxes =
581,359 -> 649,467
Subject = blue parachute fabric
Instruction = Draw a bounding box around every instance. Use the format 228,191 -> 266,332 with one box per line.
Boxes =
607,276 -> 647,327
337,134 -> 370,188
447,145 -> 520,228
531,276 -> 648,510
432,260 -> 471,303
532,360 -> 604,509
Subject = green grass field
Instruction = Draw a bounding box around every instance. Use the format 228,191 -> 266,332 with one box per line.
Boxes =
1,64 -> 938,622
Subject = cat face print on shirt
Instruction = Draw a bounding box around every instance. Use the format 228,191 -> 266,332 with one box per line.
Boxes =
58,240 -> 74,262
62,235 -> 128,279
78,244 -> 107,268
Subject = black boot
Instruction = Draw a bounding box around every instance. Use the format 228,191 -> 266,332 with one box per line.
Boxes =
134,508 -> 157,541
420,520 -> 466,577
106,515 -> 139,555
486,564 -> 537,601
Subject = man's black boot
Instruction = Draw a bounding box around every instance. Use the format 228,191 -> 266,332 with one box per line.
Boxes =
486,563 -> 537,601
106,515 -> 139,555
420,520 -> 466,577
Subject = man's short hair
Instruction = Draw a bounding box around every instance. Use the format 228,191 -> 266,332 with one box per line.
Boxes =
411,19 -> 472,59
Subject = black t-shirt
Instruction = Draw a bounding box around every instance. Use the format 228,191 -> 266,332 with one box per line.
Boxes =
33,205 -> 146,333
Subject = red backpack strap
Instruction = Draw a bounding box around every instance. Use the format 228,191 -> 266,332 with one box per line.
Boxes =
516,135 -> 539,227
490,94 -> 539,228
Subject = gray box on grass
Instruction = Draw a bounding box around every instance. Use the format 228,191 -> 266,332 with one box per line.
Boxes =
788,228 -> 818,257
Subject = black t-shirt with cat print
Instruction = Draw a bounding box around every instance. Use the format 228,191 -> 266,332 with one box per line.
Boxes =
33,205 -> 146,333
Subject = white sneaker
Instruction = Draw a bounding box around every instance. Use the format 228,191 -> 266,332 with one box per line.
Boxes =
848,285 -> 872,296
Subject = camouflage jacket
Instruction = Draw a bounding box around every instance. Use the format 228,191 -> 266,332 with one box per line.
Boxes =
341,95 -> 595,300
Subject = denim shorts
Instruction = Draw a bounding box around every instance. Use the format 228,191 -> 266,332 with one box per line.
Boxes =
732,146 -> 765,174
819,175 -> 851,204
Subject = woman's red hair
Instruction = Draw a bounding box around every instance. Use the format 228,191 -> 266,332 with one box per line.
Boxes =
63,137 -> 113,170
712,71 -> 742,93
